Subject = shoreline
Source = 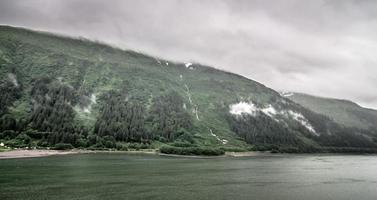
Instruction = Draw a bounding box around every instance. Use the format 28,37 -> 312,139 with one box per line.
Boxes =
2,149 -> 373,160
0,149 -> 161,159
0,149 -> 166,159
0,149 -> 270,159
0,149 -> 78,159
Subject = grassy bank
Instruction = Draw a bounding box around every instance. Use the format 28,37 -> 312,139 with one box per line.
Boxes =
159,146 -> 225,156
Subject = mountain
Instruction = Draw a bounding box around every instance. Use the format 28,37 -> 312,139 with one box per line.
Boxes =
1,25 -> 377,154
284,92 -> 377,130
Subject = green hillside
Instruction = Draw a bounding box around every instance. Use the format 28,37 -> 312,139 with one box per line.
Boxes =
1,25 -> 377,154
286,92 -> 377,130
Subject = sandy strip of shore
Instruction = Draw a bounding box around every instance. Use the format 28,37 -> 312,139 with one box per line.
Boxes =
225,151 -> 268,157
0,149 -> 160,159
158,153 -> 227,158
159,151 -> 270,158
0,149 -> 269,159
0,149 -> 78,159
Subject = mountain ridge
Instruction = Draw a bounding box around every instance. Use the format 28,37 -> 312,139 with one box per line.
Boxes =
286,92 -> 377,131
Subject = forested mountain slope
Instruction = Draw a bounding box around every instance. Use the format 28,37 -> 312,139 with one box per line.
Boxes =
1,25 -> 376,153
285,92 -> 377,131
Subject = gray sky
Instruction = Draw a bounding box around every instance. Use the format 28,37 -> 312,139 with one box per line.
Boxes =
1,0 -> 377,109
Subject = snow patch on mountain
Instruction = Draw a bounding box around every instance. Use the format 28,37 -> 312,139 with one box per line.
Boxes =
185,63 -> 192,68
261,104 -> 277,117
280,91 -> 294,97
7,73 -> 19,87
183,83 -> 200,121
229,101 -> 257,116
77,94 -> 97,114
184,84 -> 193,104
229,101 -> 318,135
209,129 -> 228,145
193,106 -> 200,121
286,110 -> 318,135
90,94 -> 97,104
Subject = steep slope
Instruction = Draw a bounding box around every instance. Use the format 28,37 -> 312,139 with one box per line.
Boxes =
1,25 -> 376,153
285,92 -> 377,130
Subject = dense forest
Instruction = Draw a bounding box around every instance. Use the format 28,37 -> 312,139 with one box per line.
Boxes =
226,102 -> 377,153
0,75 -> 196,151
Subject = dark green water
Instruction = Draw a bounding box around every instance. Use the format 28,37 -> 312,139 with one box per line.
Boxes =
1,153 -> 377,200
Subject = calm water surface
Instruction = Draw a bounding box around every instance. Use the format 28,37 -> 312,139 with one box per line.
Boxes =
0,153 -> 377,200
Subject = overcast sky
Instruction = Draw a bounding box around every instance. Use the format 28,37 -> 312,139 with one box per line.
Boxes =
1,0 -> 376,109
